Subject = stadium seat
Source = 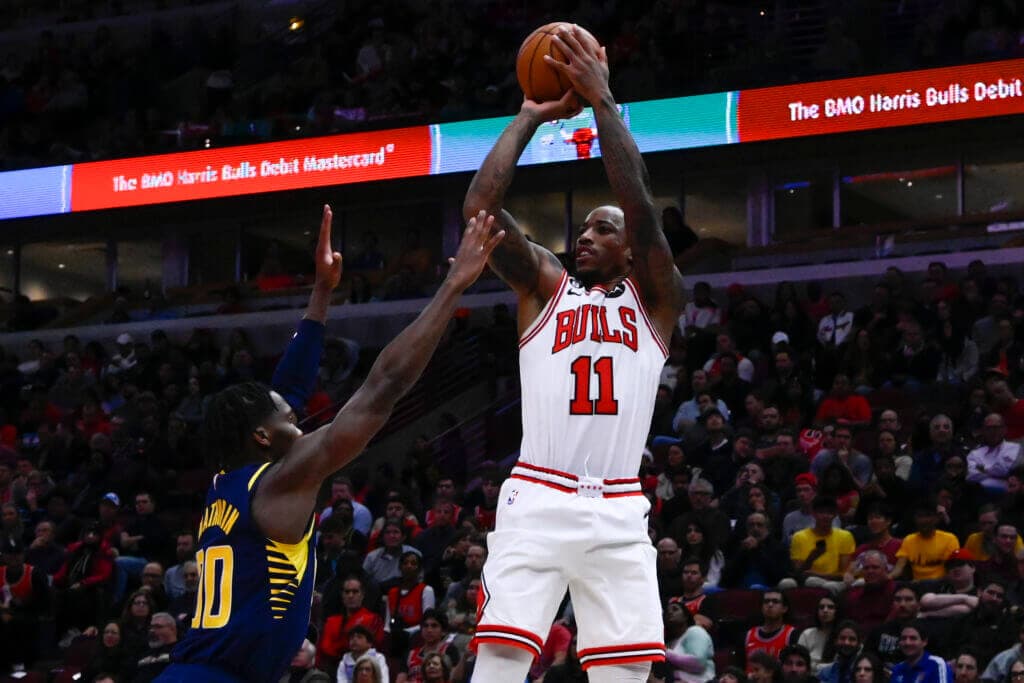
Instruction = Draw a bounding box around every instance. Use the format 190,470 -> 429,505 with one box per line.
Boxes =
703,589 -> 763,648
714,647 -> 738,673
51,667 -> 83,683
784,586 -> 830,629
63,635 -> 97,666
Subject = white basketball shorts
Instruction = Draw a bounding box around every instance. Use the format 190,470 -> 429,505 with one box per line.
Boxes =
471,462 -> 665,670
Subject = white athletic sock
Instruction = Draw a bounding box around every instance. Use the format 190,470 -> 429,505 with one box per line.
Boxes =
587,661 -> 652,682
469,643 -> 534,682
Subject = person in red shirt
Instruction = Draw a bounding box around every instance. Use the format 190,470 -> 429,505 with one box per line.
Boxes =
318,576 -> 385,673
814,374 -> 872,427
386,552 -> 436,639
52,523 -> 114,638
990,379 -> 1024,440
398,609 -> 459,683
745,590 -> 797,672
842,549 -> 896,634
530,619 -> 573,680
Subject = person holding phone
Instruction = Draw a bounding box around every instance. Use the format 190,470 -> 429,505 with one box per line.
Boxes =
782,497 -> 854,595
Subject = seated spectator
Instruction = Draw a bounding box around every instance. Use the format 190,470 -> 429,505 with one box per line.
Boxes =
891,503 -> 960,582
889,622 -> 952,683
658,444 -> 691,501
818,462 -> 861,524
384,551 -> 435,641
116,589 -> 156,658
82,621 -> 132,683
888,321 -> 941,390
124,611 -> 177,682
748,651 -> 784,683
530,620 -> 573,681
842,550 -> 897,634
909,415 -> 964,494
674,557 -> 714,630
963,506 -> 1019,561
396,609 -> 459,683
811,424 -> 872,490
952,651 -> 980,683
745,590 -> 797,673
762,429 -> 810,502
814,374 -> 871,427
442,541 -> 484,605
781,644 -> 816,683
919,550 -> 979,618
363,520 -> 421,589
318,576 -> 385,673
947,580 -> 1016,668
24,518 -> 64,575
279,639 -> 331,683
163,531 -> 196,600
117,491 -> 169,601
669,479 -> 731,553
866,585 -> 921,667
688,410 -> 733,473
53,522 -> 114,639
796,595 -> 838,673
966,414 -> 1022,494
857,451 -> 908,525
338,625 -> 389,683
421,651 -> 452,683
657,537 -> 683,602
703,432 -> 754,501
679,520 -> 725,589
319,476 -> 372,536
367,495 -> 421,551
0,535 -> 50,672
166,560 -> 198,630
978,524 -> 1021,586
704,334 -> 756,384
413,501 -> 458,582
784,497 -> 854,594
445,577 -> 479,635
817,621 -> 862,683
847,503 -> 903,573
673,370 -> 731,433
664,597 -> 715,683
783,474 -> 840,543
139,561 -> 168,611
317,510 -> 367,591
980,622 -> 1024,682
721,511 -> 789,589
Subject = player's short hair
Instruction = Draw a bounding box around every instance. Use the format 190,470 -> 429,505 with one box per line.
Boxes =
202,382 -> 276,470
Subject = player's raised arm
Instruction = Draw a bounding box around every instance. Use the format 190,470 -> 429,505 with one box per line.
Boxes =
269,205 -> 342,415
462,94 -> 578,312
253,212 -> 505,543
547,27 -> 684,342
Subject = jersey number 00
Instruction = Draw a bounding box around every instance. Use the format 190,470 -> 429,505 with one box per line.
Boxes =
191,545 -> 234,629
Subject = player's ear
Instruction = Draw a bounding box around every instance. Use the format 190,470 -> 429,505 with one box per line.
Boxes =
252,426 -> 272,447
624,246 -> 633,266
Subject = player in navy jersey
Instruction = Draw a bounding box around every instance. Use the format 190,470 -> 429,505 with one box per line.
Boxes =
155,206 -> 504,683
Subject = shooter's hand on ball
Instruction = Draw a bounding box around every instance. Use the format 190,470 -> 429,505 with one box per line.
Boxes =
545,25 -> 610,106
521,87 -> 582,123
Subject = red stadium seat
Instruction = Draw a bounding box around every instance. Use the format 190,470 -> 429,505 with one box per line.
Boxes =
784,586 -> 830,629
703,589 -> 763,649
63,635 -> 98,666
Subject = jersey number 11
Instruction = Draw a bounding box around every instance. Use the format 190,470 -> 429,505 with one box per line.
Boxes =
569,356 -> 619,415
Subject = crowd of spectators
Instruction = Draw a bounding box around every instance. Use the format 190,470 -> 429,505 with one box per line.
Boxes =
2,254 -> 1024,683
3,0 -> 1024,170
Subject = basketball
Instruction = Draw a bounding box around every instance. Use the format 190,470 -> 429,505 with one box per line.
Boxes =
516,22 -> 600,103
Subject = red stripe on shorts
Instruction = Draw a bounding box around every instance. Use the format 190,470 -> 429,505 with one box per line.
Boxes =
515,461 -> 580,481
580,652 -> 667,670
509,473 -> 576,494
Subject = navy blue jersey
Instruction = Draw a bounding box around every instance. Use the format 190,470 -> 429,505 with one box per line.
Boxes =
170,462 -> 315,682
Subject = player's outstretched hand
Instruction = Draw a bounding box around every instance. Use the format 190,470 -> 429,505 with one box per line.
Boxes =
521,87 -> 583,123
314,204 -> 343,292
446,210 -> 505,292
545,25 -> 610,106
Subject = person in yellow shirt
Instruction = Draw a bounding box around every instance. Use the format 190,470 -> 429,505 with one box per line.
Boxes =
891,505 -> 960,581
785,497 -> 855,594
963,505 -> 1024,560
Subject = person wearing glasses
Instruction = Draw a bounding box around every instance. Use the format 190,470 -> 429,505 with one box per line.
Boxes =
1003,659 -> 1024,683
744,591 -> 796,673
889,622 -> 952,683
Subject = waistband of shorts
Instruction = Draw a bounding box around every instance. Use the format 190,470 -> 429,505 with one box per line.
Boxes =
510,461 -> 643,498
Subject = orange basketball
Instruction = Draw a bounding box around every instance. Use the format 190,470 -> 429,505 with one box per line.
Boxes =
516,22 -> 600,103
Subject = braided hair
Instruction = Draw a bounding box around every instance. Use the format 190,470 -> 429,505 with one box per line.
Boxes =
202,382 -> 277,470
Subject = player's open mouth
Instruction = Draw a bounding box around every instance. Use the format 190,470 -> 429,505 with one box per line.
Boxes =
575,247 -> 595,260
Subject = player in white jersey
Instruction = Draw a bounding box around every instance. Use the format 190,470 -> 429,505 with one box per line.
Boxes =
462,26 -> 685,683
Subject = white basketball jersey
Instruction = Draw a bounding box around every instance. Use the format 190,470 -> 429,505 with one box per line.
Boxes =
517,270 -> 668,480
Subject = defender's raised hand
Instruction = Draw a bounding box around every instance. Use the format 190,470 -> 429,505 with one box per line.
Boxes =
314,204 -> 343,292
545,25 -> 610,106
446,210 -> 506,291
